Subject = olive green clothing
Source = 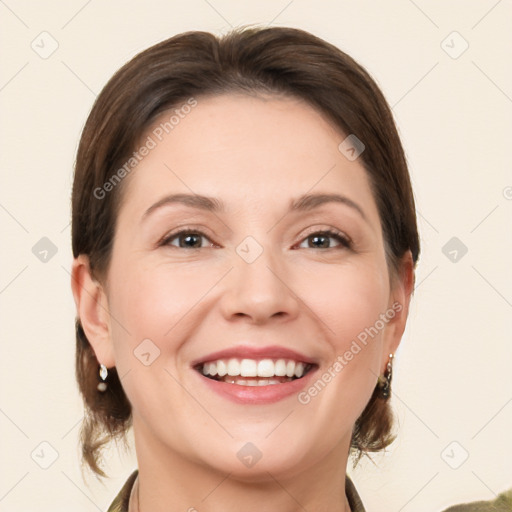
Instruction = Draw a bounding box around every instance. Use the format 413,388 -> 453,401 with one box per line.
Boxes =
441,487 -> 512,512
107,470 -> 137,512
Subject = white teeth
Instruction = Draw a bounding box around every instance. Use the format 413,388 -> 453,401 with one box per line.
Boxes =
227,358 -> 239,376
274,359 -> 287,376
220,377 -> 293,386
202,362 -> 217,376
257,359 -> 275,378
217,360 -> 227,377
201,358 -> 309,379
240,359 -> 257,377
294,362 -> 305,378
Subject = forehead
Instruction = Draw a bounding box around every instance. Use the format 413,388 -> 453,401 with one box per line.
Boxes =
118,93 -> 380,224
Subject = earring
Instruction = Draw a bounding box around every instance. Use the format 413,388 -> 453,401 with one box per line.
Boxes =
378,353 -> 393,399
97,364 -> 108,392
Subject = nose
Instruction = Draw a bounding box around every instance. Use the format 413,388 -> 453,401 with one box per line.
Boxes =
218,244 -> 301,326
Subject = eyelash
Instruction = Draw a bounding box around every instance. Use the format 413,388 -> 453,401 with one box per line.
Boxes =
159,226 -> 352,251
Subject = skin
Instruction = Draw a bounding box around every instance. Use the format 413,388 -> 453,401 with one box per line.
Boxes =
72,93 -> 414,512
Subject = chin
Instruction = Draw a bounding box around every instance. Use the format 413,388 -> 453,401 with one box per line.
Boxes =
195,437 -> 316,482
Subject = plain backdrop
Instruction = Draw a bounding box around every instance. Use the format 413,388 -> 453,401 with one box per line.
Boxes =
1,1 -> 511,511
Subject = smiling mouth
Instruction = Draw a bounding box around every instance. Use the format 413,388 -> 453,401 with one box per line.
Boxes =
195,358 -> 315,386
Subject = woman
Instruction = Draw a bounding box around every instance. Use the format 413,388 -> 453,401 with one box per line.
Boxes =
70,26 -> 418,511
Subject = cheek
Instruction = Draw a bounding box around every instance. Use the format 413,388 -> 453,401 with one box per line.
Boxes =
107,258 -> 220,358
105,260 -> 206,421
306,259 -> 390,345
303,259 -> 390,406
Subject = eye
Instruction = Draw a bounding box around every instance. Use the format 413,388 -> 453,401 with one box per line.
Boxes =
296,229 -> 351,250
160,229 -> 214,249
159,228 -> 351,250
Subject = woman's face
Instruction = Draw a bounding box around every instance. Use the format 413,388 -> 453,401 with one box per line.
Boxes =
93,93 -> 411,479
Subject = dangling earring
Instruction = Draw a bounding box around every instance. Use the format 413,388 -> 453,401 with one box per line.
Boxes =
97,364 -> 108,392
378,353 -> 393,399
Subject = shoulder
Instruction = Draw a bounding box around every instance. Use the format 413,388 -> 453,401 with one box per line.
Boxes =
107,470 -> 139,512
440,487 -> 512,512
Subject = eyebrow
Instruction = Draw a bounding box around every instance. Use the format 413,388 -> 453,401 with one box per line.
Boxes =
142,192 -> 367,221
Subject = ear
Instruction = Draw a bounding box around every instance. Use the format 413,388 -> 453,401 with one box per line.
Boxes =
380,250 -> 415,373
71,255 -> 116,368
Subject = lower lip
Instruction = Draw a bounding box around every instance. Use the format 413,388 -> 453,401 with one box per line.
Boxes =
195,369 -> 318,405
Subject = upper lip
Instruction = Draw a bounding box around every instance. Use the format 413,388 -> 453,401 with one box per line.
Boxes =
191,345 -> 317,367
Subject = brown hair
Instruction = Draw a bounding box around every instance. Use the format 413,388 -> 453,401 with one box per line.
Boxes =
71,25 -> 420,476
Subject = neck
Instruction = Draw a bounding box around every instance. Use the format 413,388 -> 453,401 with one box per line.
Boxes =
131,418 -> 352,512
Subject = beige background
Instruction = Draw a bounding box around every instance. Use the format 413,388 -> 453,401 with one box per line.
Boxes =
1,1 -> 511,511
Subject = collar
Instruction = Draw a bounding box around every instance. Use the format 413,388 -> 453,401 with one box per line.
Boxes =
107,469 -> 366,512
